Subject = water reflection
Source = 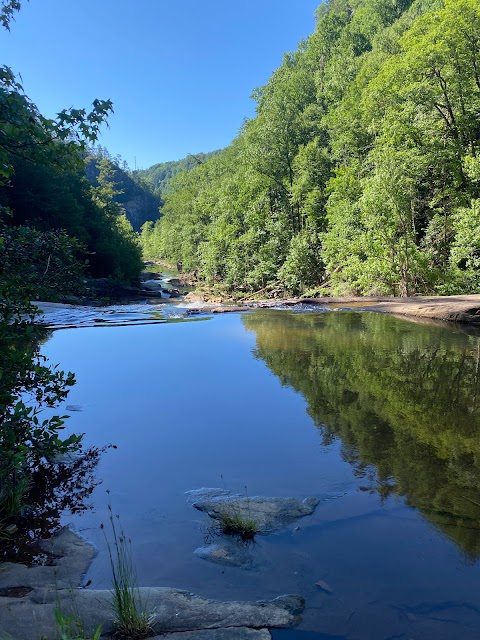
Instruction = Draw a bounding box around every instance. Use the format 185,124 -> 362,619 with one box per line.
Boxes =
0,323 -> 106,564
0,447 -> 106,564
243,311 -> 480,558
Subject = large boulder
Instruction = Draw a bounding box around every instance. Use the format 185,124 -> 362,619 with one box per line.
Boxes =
143,279 -> 164,291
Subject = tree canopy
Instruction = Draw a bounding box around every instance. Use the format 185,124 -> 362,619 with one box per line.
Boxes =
141,0 -> 480,297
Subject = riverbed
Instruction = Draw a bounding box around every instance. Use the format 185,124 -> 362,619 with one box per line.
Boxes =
39,305 -> 480,640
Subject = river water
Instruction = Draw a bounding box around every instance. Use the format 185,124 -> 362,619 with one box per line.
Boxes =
40,305 -> 480,640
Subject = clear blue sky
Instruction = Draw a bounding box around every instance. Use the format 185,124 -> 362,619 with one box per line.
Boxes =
1,0 -> 321,169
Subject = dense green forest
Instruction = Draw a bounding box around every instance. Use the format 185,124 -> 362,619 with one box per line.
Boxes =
141,0 -> 480,297
244,310 -> 480,557
0,38 -> 145,293
0,132 -> 144,291
138,150 -> 221,198
0,1 -> 143,535
86,147 -> 160,232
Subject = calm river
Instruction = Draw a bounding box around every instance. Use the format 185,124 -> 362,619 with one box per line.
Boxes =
41,307 -> 480,640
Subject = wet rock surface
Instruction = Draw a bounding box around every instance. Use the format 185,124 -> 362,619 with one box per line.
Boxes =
0,527 -> 95,592
187,488 -> 320,534
0,528 -> 305,640
251,294 -> 480,323
194,541 -> 263,569
142,270 -> 163,280
152,629 -> 272,640
143,279 -> 164,291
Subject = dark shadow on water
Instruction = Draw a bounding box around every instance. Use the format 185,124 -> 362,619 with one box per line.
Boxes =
0,446 -> 107,564
272,631 -> 347,640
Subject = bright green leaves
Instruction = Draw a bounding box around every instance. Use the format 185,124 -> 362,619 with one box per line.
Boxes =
142,0 -> 480,298
0,64 -> 113,186
323,0 -> 480,295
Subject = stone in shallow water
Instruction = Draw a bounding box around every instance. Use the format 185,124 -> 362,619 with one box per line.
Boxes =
143,279 -> 164,291
194,541 -> 260,569
186,488 -> 320,534
51,588 -> 304,638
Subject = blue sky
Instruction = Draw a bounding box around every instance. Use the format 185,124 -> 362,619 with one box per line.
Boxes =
1,0 -> 321,169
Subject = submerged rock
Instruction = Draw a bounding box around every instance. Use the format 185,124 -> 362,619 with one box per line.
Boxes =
194,541 -> 260,569
187,488 -> 232,501
65,404 -> 84,411
315,580 -> 333,594
186,488 -> 319,534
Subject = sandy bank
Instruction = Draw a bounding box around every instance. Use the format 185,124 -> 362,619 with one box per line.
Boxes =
251,294 -> 480,323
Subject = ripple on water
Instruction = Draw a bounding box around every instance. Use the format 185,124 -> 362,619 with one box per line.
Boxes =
34,302 -> 212,329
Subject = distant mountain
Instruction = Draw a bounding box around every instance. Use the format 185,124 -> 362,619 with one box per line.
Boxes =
85,155 -> 160,232
138,150 -> 222,197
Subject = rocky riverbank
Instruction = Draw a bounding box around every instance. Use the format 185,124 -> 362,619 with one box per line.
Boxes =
0,489 -> 321,639
32,293 -> 480,331
185,292 -> 480,324
0,528 -> 305,640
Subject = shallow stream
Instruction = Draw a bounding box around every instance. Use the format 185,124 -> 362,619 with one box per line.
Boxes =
40,305 -> 480,640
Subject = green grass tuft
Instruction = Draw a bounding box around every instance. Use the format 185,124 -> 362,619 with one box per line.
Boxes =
216,510 -> 258,540
102,496 -> 155,639
51,608 -> 102,640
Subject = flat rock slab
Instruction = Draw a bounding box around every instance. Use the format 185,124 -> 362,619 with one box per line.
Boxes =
0,526 -> 95,592
152,629 -> 272,640
0,587 -> 303,640
0,524 -> 304,640
187,488 -> 319,534
252,294 -> 480,324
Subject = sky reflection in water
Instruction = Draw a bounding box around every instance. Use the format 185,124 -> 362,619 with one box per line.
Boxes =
41,309 -> 480,640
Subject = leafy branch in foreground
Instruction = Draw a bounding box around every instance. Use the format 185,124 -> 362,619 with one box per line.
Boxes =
0,0 -> 23,31
0,272 -> 80,529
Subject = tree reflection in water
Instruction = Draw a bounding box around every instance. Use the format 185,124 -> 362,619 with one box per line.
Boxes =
0,446 -> 107,564
243,310 -> 480,559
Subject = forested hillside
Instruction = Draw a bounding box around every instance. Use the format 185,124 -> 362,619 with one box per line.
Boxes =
0,76 -> 143,292
141,0 -> 480,297
138,150 -> 221,197
86,149 -> 160,232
